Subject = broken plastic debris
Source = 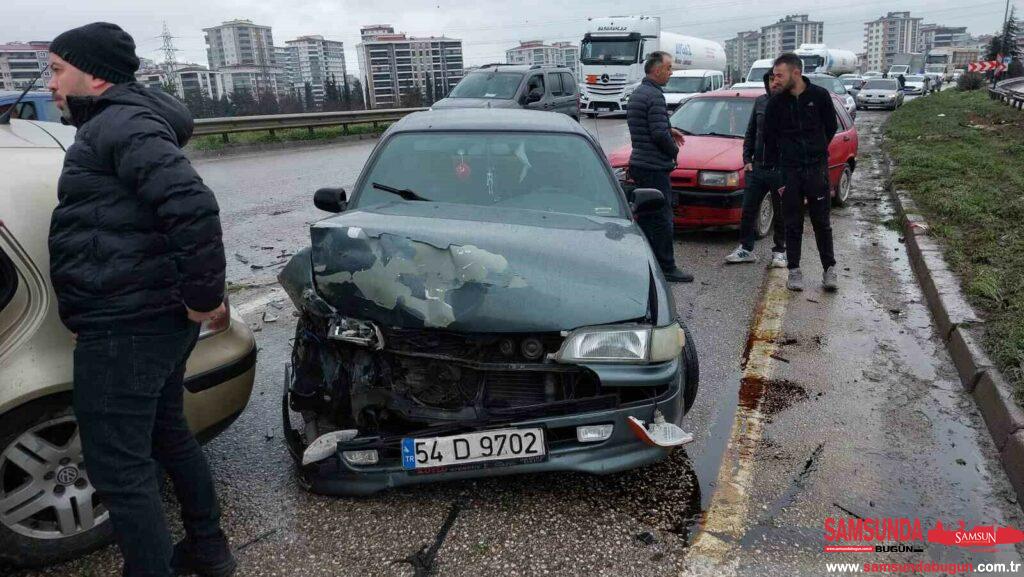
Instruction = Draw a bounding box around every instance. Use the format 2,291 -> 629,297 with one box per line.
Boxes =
263,310 -> 279,323
627,410 -> 693,448
234,253 -> 249,264
302,429 -> 359,465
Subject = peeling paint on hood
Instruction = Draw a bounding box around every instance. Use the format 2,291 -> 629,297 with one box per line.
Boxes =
309,202 -> 654,332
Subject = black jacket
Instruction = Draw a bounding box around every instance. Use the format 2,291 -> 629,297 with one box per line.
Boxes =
742,73 -> 774,168
49,83 -> 225,333
626,78 -> 679,171
763,76 -> 838,168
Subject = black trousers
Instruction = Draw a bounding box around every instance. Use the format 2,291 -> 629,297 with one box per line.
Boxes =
73,323 -> 222,577
781,163 -> 836,271
629,165 -> 677,271
739,167 -> 785,252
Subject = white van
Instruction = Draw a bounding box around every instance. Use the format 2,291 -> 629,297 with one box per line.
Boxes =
730,59 -> 775,89
664,69 -> 725,110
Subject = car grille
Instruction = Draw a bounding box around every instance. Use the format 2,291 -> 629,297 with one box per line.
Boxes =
584,80 -> 627,96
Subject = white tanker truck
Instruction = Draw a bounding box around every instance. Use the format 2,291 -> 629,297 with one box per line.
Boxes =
578,15 -> 727,115
793,44 -> 858,76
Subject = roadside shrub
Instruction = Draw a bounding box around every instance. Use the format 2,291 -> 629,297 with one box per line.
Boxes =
957,72 -> 985,91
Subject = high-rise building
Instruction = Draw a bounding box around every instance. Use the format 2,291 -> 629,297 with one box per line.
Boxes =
203,20 -> 284,96
505,40 -> 579,74
356,25 -> 464,109
918,24 -> 971,53
0,41 -> 50,90
724,30 -> 760,83
864,12 -> 922,73
283,35 -> 348,104
758,15 -> 823,59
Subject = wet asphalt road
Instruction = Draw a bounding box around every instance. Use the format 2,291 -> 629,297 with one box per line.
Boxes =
15,105 -> 1024,576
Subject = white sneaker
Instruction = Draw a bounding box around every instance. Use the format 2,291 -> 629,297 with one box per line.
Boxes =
770,251 -> 787,269
725,246 -> 757,264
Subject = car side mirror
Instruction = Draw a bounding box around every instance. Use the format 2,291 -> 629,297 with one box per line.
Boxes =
314,187 -> 347,213
631,188 -> 666,213
741,76 -> 746,82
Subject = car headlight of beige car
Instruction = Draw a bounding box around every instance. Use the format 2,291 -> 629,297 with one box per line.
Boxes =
0,118 -> 256,568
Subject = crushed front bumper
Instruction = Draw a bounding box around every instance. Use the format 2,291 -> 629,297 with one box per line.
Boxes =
283,358 -> 685,496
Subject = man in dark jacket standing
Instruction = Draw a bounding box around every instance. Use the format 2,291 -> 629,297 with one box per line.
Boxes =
764,53 -> 839,292
47,23 -> 235,577
724,72 -> 786,267
626,51 -> 693,283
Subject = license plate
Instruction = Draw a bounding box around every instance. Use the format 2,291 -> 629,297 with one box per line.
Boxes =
401,428 -> 546,473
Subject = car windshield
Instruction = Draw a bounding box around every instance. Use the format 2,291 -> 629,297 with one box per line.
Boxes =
664,76 -> 704,93
841,79 -> 862,87
799,55 -> 825,72
863,79 -> 898,90
745,67 -> 771,83
449,72 -> 523,99
905,76 -> 925,82
808,76 -> 847,94
671,98 -> 755,138
580,38 -> 640,64
353,132 -> 625,218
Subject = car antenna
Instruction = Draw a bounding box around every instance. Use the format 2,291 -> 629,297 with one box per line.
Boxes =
0,65 -> 49,125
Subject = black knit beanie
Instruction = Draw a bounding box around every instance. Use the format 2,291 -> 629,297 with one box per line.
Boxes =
50,22 -> 140,84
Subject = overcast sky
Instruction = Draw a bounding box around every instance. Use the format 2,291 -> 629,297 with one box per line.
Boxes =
2,0 -> 1016,74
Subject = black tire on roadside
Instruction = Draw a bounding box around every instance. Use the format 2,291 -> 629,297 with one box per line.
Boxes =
682,323 -> 700,414
0,395 -> 113,568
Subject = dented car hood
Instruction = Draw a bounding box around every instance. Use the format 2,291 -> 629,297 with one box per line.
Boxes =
306,202 -> 653,332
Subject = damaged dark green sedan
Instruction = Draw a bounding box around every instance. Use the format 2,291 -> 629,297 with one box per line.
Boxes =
279,109 -> 699,495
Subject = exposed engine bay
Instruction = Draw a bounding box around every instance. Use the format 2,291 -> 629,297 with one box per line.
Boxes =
286,312 -> 669,443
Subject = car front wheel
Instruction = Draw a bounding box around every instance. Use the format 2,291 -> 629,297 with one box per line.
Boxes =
755,191 -> 774,239
833,165 -> 853,207
0,396 -> 112,568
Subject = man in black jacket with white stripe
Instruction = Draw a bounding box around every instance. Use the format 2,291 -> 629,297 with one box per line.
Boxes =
763,53 -> 839,292
626,51 -> 693,283
47,23 -> 235,577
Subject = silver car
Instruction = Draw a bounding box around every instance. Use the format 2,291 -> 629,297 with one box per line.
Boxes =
855,78 -> 904,110
432,64 -> 580,121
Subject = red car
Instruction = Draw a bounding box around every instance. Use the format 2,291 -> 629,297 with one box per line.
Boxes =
609,89 -> 858,237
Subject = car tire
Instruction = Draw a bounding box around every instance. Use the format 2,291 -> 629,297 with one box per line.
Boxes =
833,165 -> 853,207
0,395 -> 113,568
682,323 -> 699,414
754,191 -> 774,239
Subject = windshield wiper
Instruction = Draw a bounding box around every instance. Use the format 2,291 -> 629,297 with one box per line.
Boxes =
372,182 -> 431,202
701,132 -> 743,139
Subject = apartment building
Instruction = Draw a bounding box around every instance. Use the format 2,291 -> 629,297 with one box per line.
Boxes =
505,40 -> 579,74
0,41 -> 50,90
759,15 -> 823,59
724,30 -> 760,83
283,35 -> 347,104
356,25 -> 463,108
864,12 -> 922,73
203,20 -> 285,95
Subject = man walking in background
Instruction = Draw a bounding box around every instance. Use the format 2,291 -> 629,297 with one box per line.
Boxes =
626,50 -> 693,283
763,53 -> 839,292
47,22 -> 235,577
724,71 -> 786,267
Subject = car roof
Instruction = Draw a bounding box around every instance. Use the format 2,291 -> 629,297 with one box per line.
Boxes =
470,64 -> 571,74
391,108 -> 588,136
0,119 -> 65,148
670,69 -> 721,77
689,89 -> 764,99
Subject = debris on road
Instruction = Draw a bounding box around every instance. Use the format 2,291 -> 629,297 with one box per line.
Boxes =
263,309 -> 279,323
396,502 -> 462,577
635,531 -> 657,546
234,253 -> 250,264
769,353 -> 790,363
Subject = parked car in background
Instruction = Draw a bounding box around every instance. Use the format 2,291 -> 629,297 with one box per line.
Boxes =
280,108 -> 700,496
862,71 -> 883,79
901,74 -> 930,95
855,78 -> 904,110
432,64 -> 580,121
607,89 -> 859,237
839,75 -> 865,97
0,91 -> 61,122
664,69 -> 725,111
0,118 -> 257,568
806,73 -> 857,119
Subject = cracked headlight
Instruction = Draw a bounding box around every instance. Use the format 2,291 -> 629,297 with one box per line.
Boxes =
554,323 -> 685,364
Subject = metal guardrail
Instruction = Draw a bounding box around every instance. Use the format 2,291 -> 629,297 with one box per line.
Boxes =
192,107 -> 429,142
988,77 -> 1024,110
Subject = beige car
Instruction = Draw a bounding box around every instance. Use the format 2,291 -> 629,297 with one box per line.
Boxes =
0,118 -> 257,567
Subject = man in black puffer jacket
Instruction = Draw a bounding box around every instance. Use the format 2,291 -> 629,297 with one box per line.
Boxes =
626,51 -> 693,283
47,23 -> 234,577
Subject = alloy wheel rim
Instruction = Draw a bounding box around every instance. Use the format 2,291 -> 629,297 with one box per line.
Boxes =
757,193 -> 774,237
840,169 -> 852,203
0,416 -> 107,539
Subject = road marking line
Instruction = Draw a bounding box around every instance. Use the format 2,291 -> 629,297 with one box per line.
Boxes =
683,267 -> 791,574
